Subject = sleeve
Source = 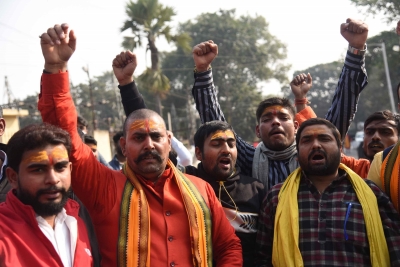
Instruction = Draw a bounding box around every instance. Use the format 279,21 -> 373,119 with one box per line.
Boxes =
192,69 -> 255,176
325,52 -> 368,140
254,188 -> 278,267
171,137 -> 192,166
368,181 -> 400,265
295,106 -> 317,125
340,154 -> 370,178
205,182 -> 243,266
38,72 -> 119,220
367,152 -> 384,190
119,81 -> 147,116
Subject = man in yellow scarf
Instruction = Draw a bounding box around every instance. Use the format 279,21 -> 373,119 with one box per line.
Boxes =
38,22 -> 242,267
255,118 -> 400,266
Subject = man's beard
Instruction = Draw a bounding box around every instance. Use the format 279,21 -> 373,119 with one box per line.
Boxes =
17,182 -> 71,218
301,149 -> 341,176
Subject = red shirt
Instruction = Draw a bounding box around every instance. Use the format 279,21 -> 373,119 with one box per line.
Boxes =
39,71 -> 242,267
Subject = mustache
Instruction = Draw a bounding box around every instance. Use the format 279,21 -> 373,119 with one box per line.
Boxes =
368,141 -> 384,147
308,149 -> 327,161
135,150 -> 162,164
36,186 -> 67,197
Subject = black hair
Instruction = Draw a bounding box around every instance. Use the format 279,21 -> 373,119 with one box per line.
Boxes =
84,135 -> 97,146
194,121 -> 234,153
255,97 -> 296,123
7,123 -> 71,172
295,118 -> 341,151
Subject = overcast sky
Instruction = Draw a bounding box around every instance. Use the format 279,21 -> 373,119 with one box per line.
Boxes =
0,0 -> 396,103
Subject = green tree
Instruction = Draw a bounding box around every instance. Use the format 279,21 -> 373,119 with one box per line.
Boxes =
121,0 -> 191,116
72,71 -> 125,133
282,30 -> 400,135
349,0 -> 400,23
162,9 -> 290,143
282,61 -> 343,118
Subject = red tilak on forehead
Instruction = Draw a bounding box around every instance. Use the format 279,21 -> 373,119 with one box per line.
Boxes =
145,119 -> 150,133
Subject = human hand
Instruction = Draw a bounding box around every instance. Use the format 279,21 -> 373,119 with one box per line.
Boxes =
290,73 -> 312,99
40,23 -> 76,73
340,18 -> 368,49
192,40 -> 218,72
112,51 -> 137,86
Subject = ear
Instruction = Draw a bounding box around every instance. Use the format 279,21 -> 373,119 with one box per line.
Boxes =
293,120 -> 299,133
0,118 -> 6,137
119,137 -> 127,156
167,131 -> 172,151
6,167 -> 18,189
255,124 -> 261,138
195,147 -> 202,161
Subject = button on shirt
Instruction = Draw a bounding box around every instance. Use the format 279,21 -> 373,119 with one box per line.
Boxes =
36,208 -> 78,267
255,170 -> 400,266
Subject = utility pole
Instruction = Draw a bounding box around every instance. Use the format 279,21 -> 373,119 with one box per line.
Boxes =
82,65 -> 96,132
3,76 -> 15,107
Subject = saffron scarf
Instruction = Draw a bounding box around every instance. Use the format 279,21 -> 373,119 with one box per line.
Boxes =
117,159 -> 213,267
272,163 -> 390,267
381,141 -> 400,211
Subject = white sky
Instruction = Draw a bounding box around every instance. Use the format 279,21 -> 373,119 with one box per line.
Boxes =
0,0 -> 396,103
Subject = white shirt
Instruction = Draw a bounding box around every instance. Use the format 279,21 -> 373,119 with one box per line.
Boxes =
36,208 -> 78,267
0,150 -> 7,182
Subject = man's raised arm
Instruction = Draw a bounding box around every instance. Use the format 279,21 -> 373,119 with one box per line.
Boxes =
191,40 -> 255,176
325,18 -> 369,139
38,23 -> 118,217
112,50 -> 147,115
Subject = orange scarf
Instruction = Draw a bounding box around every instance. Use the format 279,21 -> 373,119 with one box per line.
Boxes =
381,142 -> 400,211
117,159 -> 213,267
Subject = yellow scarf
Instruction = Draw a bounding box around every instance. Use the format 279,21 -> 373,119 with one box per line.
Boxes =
117,159 -> 213,267
272,163 -> 390,267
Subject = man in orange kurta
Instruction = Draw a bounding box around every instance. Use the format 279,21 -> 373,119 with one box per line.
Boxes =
38,23 -> 242,267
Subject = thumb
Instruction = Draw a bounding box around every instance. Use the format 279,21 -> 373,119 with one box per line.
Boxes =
340,23 -> 349,34
307,73 -> 312,84
210,43 -> 218,55
68,29 -> 77,51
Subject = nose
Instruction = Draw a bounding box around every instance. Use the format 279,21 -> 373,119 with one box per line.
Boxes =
271,116 -> 281,126
371,131 -> 381,141
45,169 -> 60,185
311,138 -> 322,149
221,142 -> 231,154
143,135 -> 155,150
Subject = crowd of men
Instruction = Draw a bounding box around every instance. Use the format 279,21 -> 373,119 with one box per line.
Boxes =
0,18 -> 400,267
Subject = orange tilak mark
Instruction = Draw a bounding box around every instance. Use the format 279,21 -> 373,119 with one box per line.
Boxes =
22,151 -> 48,165
261,105 -> 285,117
211,130 -> 235,140
129,119 -> 164,132
50,147 -> 68,160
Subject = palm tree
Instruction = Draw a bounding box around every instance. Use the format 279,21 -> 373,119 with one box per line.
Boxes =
121,0 -> 191,116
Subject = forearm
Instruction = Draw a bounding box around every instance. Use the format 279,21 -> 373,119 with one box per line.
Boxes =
192,69 -> 226,123
325,51 -> 368,140
38,72 -> 117,216
192,69 -> 254,175
119,81 -> 147,116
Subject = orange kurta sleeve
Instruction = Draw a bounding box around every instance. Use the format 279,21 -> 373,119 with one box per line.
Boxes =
295,106 -> 317,125
340,154 -> 370,179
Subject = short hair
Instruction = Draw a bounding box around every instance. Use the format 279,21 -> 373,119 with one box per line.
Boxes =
7,123 -> 71,172
256,97 -> 296,123
364,110 -> 400,134
123,109 -> 165,137
295,118 -> 341,151
0,106 -> 3,118
84,135 -> 97,146
77,115 -> 88,127
112,131 -> 124,143
194,121 -> 234,153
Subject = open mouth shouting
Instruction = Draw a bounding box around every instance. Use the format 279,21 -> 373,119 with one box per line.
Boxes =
308,150 -> 327,165
218,156 -> 232,170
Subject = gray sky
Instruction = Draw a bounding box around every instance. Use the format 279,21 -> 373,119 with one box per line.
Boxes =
0,0 -> 395,103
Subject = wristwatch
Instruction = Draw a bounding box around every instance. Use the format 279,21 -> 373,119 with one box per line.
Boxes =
348,44 -> 367,56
